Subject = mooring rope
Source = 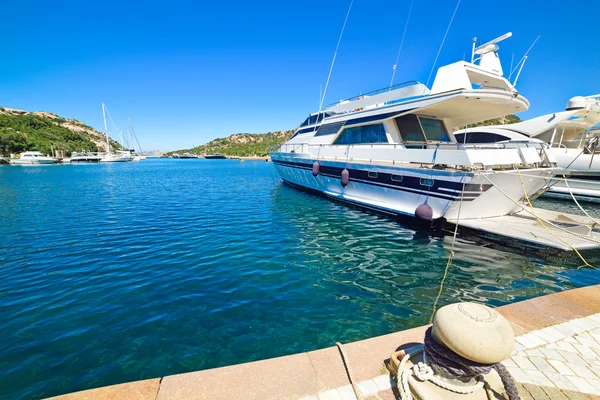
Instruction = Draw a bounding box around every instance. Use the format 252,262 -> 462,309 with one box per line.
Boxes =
563,175 -> 600,226
336,342 -> 363,400
514,165 -> 594,269
481,167 -> 597,269
397,328 -> 519,400
479,172 -> 600,247
429,169 -> 468,323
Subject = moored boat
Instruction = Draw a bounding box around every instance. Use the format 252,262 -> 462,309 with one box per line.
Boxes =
10,151 -> 57,165
269,33 -> 559,224
454,95 -> 600,201
99,103 -> 130,163
70,152 -> 103,163
205,153 -> 226,159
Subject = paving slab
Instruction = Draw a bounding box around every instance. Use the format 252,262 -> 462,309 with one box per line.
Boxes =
497,287 -> 599,331
307,346 -> 352,390
44,378 -> 160,400
156,352 -> 319,400
340,325 -> 429,382
557,286 -> 600,315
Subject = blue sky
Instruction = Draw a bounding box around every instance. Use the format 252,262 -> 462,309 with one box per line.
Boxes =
1,0 -> 599,151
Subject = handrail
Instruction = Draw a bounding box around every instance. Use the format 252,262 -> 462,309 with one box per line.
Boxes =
323,81 -> 421,110
270,141 -> 549,154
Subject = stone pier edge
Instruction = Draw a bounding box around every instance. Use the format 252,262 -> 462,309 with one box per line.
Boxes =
45,284 -> 600,400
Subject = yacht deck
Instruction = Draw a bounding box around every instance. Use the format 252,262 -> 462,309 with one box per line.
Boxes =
450,208 -> 600,251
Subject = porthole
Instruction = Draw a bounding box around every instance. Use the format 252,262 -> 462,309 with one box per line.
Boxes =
420,178 -> 434,187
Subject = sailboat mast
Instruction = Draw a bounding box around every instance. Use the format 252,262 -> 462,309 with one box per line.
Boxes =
128,118 -> 135,152
102,102 -> 110,155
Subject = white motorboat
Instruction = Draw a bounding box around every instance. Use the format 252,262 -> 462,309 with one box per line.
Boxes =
454,95 -> 600,201
70,152 -> 103,163
10,151 -> 57,165
270,33 -> 560,224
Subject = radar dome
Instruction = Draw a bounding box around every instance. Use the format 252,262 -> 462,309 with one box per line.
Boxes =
566,96 -> 587,111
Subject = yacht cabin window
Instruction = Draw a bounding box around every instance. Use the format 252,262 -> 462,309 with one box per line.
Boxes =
453,132 -> 511,144
395,115 -> 450,143
333,123 -> 388,145
299,112 -> 329,128
420,118 -> 449,141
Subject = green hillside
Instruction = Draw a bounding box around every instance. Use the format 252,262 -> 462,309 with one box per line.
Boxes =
463,114 -> 522,129
169,114 -> 522,157
168,130 -> 294,157
0,107 -> 121,156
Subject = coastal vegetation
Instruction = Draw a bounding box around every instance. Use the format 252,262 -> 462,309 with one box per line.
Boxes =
168,114 -> 522,157
0,106 -> 121,156
464,114 -> 521,128
167,130 -> 294,157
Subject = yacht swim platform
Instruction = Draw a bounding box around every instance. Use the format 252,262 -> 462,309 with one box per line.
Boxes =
448,208 -> 600,251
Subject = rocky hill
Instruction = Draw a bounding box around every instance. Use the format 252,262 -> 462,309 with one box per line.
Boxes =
168,114 -> 522,157
0,106 -> 121,156
168,130 -> 294,157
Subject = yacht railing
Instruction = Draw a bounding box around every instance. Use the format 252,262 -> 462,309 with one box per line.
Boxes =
269,141 -> 556,169
323,81 -> 421,110
270,141 -> 548,152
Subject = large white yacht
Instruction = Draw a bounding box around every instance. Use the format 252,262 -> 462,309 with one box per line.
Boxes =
270,34 -> 560,224
10,151 -> 57,165
454,95 -> 600,201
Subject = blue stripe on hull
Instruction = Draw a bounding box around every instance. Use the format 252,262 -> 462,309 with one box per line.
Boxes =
272,159 -> 489,202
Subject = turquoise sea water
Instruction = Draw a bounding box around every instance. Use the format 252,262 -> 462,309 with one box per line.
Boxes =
1,159 -> 599,399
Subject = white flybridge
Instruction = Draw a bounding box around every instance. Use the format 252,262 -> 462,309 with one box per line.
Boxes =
269,34 -> 600,251
455,95 -> 600,201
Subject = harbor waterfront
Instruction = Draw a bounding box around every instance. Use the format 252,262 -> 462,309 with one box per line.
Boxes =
1,159 -> 600,400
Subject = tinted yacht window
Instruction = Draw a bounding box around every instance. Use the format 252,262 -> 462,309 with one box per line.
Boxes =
333,124 -> 388,145
395,114 -> 426,142
454,132 -> 511,144
420,118 -> 449,142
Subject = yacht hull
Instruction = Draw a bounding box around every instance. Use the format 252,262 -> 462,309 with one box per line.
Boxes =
10,159 -> 55,165
100,157 -> 129,163
271,154 -> 555,221
546,173 -> 600,201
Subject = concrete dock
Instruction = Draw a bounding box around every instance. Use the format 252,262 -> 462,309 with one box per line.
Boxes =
46,285 -> 600,400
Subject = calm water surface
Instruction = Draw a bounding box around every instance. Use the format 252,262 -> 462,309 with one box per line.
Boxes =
1,159 -> 599,399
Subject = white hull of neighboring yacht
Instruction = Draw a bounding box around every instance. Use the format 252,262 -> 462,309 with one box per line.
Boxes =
100,155 -> 129,163
546,172 -> 600,201
546,149 -> 600,200
272,154 -> 555,221
10,159 -> 56,165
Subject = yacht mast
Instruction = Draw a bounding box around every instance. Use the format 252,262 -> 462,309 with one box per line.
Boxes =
102,102 -> 110,155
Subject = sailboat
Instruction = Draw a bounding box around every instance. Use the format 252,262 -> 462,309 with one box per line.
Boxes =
100,102 -> 129,163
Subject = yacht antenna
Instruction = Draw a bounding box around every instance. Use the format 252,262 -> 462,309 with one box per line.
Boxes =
470,37 -> 476,63
389,0 -> 415,88
319,84 -> 322,109
512,56 -> 528,88
319,0 -> 354,112
508,34 -> 541,81
510,52 -> 515,74
425,0 -> 461,88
